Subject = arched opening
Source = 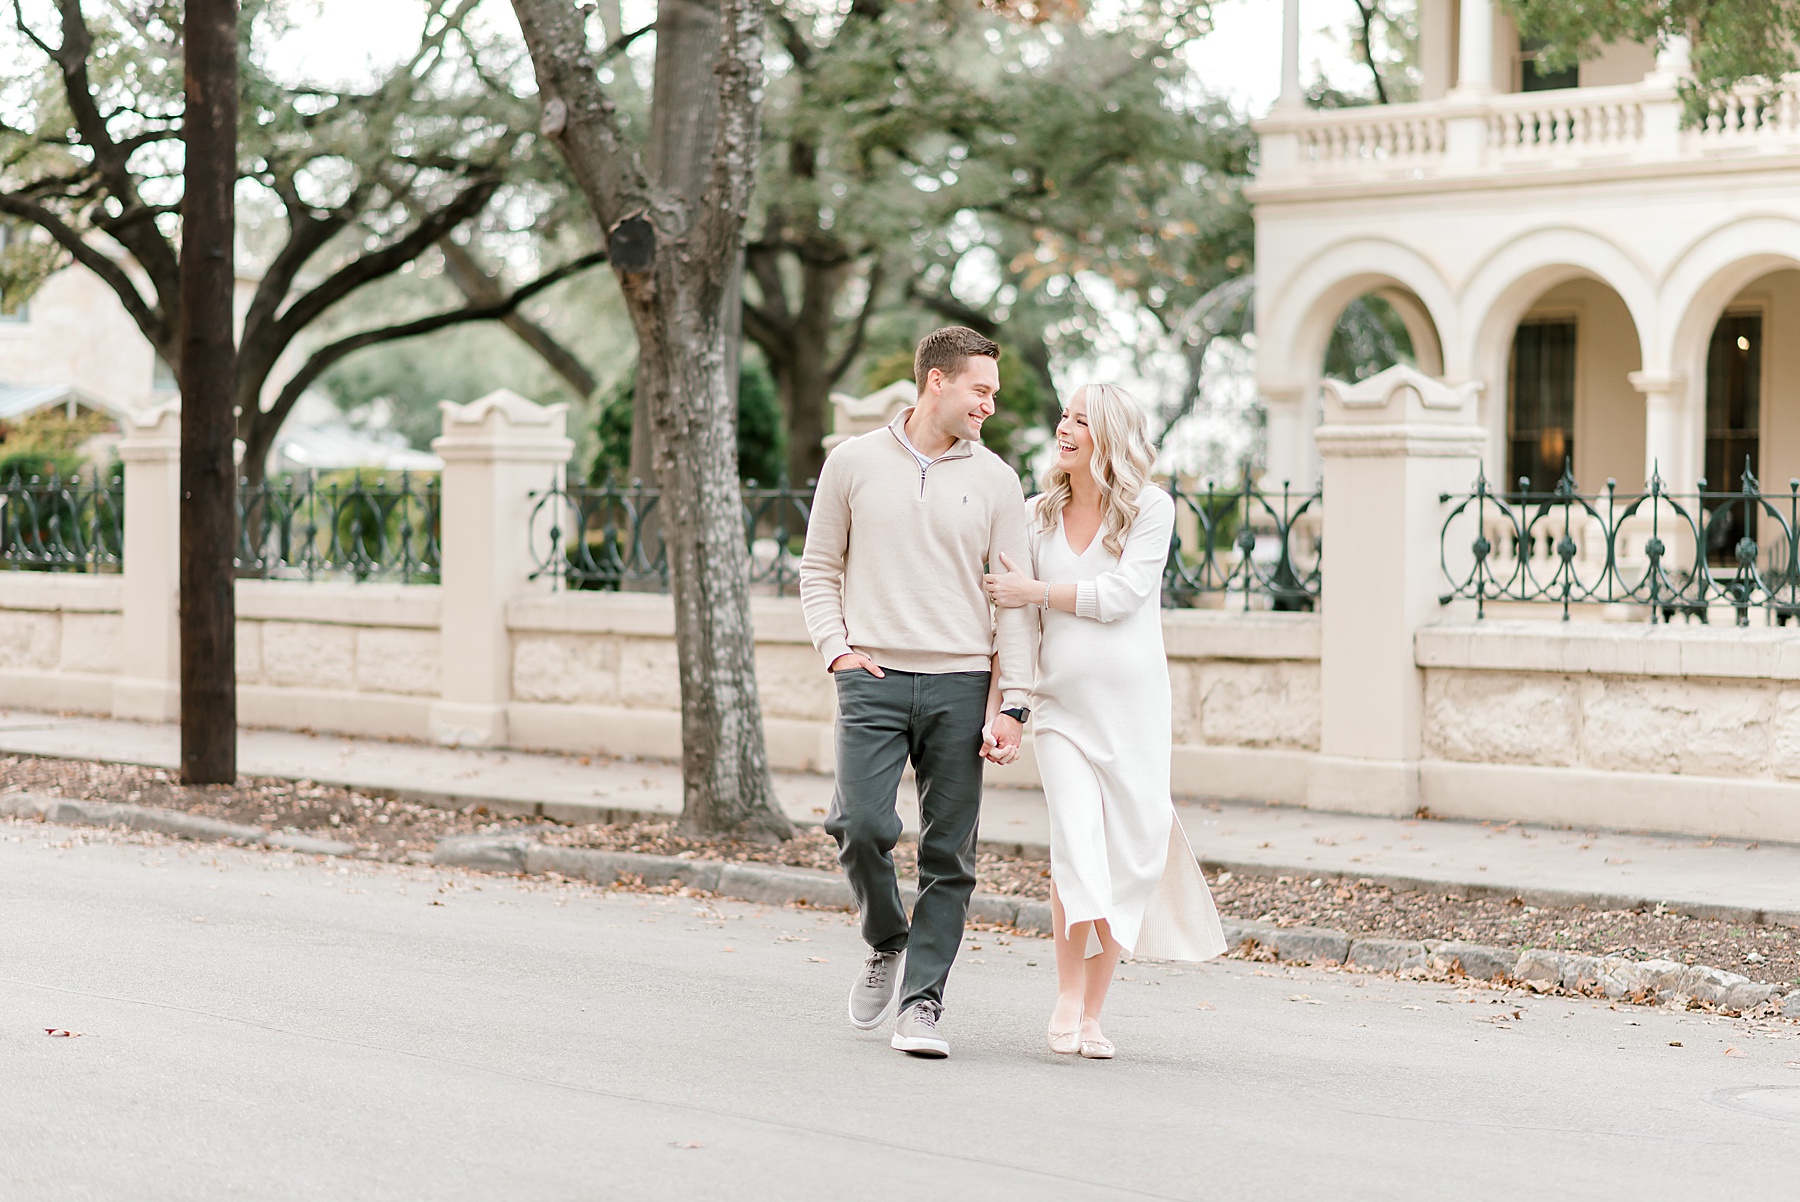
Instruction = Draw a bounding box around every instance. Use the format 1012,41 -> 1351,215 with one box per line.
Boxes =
1322,288 -> 1443,383
1673,264 -> 1800,565
1498,276 -> 1644,495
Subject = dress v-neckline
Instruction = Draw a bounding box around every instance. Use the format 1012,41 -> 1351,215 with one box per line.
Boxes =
1060,513 -> 1099,558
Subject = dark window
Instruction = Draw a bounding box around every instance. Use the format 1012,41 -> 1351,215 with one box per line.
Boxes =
1704,313 -> 1762,564
1508,319 -> 1577,494
1521,39 -> 1579,92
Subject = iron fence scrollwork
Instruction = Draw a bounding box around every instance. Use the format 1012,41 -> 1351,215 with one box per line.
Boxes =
1439,461 -> 1800,624
1162,474 -> 1322,610
0,470 -> 123,572
237,470 -> 441,582
531,470 -> 1320,609
529,474 -> 813,596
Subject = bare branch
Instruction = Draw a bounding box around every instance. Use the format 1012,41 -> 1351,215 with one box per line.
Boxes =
827,259 -> 883,383
0,192 -> 166,350
248,248 -> 609,454
600,21 -> 656,65
438,236 -> 599,398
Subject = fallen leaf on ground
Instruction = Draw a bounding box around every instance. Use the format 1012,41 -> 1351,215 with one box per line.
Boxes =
1288,994 -> 1325,1005
1725,1046 -> 1747,1057
722,946 -> 736,953
669,1141 -> 703,1150
1670,1041 -> 1683,1047
43,1029 -> 82,1038
1401,1005 -> 1424,1011
1194,1002 -> 1215,1011
805,956 -> 827,963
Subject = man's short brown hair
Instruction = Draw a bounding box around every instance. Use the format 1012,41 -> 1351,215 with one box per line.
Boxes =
915,326 -> 1000,393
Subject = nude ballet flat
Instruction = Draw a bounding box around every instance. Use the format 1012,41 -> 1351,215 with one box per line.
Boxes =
1078,1036 -> 1115,1060
1048,1028 -> 1081,1055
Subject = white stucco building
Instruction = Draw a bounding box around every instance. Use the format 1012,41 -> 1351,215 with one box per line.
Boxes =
1255,0 -> 1800,519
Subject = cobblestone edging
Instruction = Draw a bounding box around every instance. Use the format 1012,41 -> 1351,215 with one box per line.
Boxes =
0,791 -> 357,856
434,834 -> 1800,1018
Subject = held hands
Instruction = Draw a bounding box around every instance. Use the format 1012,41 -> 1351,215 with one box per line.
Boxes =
829,653 -> 885,677
982,552 -> 1041,609
981,711 -> 1023,765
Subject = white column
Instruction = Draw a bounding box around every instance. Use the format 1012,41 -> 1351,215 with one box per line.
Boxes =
429,389 -> 573,747
1628,371 -> 1693,492
112,401 -> 182,721
1453,0 -> 1495,95
1310,365 -> 1485,815
1260,382 -> 1307,489
1277,0 -> 1303,109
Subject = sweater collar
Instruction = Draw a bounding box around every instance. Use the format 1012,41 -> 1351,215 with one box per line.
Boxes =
887,407 -> 975,462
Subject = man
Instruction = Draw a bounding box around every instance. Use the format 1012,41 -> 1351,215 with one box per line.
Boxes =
799,326 -> 1034,1059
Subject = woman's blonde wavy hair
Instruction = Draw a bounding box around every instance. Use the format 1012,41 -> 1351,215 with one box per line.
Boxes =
1036,383 -> 1156,559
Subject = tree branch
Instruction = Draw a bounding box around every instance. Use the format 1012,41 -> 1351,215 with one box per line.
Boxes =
510,0 -> 654,229
0,192 -> 166,352
270,178 -> 500,345
827,259 -> 883,383
247,248 -> 609,458
438,236 -> 599,398
692,0 -> 765,277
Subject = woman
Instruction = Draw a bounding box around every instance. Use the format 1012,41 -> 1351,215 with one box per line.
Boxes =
982,383 -> 1227,1060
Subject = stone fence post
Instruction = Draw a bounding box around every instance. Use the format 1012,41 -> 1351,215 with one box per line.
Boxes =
429,389 -> 572,747
1310,364 -> 1484,814
113,401 -> 182,721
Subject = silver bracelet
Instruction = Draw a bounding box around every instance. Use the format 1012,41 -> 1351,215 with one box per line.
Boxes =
1041,582 -> 1051,608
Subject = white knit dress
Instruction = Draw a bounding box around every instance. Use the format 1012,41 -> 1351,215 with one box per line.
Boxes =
1028,488 -> 1227,962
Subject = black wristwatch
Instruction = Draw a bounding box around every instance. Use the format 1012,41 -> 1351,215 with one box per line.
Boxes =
1000,705 -> 1030,724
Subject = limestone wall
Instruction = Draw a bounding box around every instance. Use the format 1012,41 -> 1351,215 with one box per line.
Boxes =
0,574 -> 122,713
0,572 -> 1322,800
503,597 -> 1322,796
234,581 -> 442,740
1416,622 -> 1800,840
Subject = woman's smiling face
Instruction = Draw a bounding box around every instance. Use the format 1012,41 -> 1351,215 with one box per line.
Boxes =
1055,393 -> 1094,477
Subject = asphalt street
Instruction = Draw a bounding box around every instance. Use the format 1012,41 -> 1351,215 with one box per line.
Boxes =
3,819 -> 1798,1201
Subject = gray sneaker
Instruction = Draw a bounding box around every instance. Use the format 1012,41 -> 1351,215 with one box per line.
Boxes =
890,1000 -> 949,1058
848,949 -> 904,1030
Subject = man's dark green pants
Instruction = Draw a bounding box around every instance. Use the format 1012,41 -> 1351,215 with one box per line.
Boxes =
825,667 -> 989,1011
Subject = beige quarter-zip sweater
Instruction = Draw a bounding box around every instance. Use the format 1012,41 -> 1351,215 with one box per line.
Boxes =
799,409 -> 1034,707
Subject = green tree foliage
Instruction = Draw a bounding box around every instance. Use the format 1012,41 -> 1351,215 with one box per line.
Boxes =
0,0 -> 605,480
746,0 -> 1252,482
1501,1 -> 1800,104
590,358 -> 788,487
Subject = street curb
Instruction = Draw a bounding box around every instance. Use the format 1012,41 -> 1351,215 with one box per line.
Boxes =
1,791 -> 357,856
431,834 -> 1800,1018
9,734 -> 1796,931
7,793 -> 1792,1019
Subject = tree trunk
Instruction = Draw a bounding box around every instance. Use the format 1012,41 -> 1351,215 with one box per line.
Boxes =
512,0 -> 791,839
178,0 -> 239,784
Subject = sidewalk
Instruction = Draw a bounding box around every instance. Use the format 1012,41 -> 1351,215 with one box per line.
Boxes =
3,707 -> 1797,923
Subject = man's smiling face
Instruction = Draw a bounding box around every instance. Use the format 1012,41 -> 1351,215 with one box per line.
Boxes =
929,355 -> 1000,444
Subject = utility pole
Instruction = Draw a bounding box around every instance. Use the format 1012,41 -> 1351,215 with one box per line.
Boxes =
179,0 -> 239,784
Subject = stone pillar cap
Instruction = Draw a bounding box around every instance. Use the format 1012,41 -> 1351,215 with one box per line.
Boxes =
1320,364 -> 1480,426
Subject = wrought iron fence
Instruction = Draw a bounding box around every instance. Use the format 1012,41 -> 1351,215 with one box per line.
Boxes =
529,471 -> 1322,609
0,470 -> 123,572
1164,475 -> 1322,610
237,470 -> 440,583
528,474 -> 813,594
1439,463 -> 1800,623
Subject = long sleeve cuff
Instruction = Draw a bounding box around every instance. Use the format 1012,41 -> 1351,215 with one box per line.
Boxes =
1000,688 -> 1031,709
1075,580 -> 1100,619
818,635 -> 853,671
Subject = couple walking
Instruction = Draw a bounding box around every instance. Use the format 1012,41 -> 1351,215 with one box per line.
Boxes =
798,326 -> 1226,1060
